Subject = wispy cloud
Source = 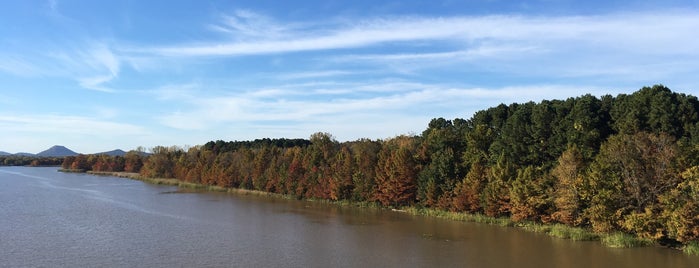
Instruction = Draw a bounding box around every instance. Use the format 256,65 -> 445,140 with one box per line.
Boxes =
153,80 -> 607,134
148,83 -> 201,100
277,70 -> 355,80
74,44 -> 121,92
0,114 -> 145,135
0,56 -> 41,77
334,45 -> 539,63
209,9 -> 292,40
1,41 -> 121,92
152,11 -> 699,59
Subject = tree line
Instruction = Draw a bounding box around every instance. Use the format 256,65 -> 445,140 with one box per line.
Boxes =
61,85 -> 699,246
0,156 -> 63,166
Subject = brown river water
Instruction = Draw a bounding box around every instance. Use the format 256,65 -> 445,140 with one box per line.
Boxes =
1,167 -> 698,267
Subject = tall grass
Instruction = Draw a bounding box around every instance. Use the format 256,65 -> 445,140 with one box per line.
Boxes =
683,241 -> 699,255
548,224 -> 599,241
515,222 -> 598,241
403,207 -> 603,243
404,207 -> 514,227
601,232 -> 653,248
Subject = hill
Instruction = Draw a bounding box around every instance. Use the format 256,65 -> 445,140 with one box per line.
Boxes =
97,149 -> 127,157
0,151 -> 10,156
36,145 -> 78,157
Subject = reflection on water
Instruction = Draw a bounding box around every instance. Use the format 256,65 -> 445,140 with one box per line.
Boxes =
1,166 -> 698,267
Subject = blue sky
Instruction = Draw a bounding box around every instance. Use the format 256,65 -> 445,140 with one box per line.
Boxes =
1,0 -> 699,154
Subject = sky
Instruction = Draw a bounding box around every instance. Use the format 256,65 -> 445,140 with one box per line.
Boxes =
1,0 -> 699,154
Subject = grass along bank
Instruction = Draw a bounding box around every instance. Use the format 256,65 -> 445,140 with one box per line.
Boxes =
401,206 -> 673,250
404,207 -> 600,242
684,242 -> 699,256
77,170 -> 686,253
85,171 -> 291,198
602,232 -> 653,248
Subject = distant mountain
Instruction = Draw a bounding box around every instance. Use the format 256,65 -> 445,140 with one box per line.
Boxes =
36,145 -> 78,157
3,146 -> 137,158
97,149 -> 127,157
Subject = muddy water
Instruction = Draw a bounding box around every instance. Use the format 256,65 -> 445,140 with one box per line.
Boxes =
1,167 -> 697,267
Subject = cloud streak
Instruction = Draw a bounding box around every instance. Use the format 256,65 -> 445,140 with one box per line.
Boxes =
152,11 -> 699,58
0,114 -> 145,135
209,9 -> 293,40
154,81 -> 607,133
0,41 -> 121,92
72,44 -> 121,92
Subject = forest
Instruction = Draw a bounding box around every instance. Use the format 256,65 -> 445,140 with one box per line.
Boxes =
0,156 -> 63,166
61,85 -> 699,247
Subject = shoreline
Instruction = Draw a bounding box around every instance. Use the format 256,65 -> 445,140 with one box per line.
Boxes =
68,169 -> 698,255
84,170 -> 296,199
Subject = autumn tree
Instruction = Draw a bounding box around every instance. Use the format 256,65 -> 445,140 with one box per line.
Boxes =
450,161 -> 487,213
661,166 -> 699,243
140,146 -> 181,178
551,145 -> 587,225
482,154 -> 514,217
330,146 -> 355,200
509,166 -> 554,222
251,146 -> 272,191
70,154 -> 91,171
62,156 -> 76,170
286,147 -> 306,198
349,139 -> 381,201
586,132 -> 680,233
124,150 -> 144,173
375,136 -> 418,207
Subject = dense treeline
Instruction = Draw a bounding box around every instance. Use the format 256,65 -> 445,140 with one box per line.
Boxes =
60,151 -> 145,173
63,85 -> 699,246
203,138 -> 311,153
0,156 -> 63,166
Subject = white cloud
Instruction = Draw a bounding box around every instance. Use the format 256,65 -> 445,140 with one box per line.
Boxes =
152,81 -> 608,134
146,80 -> 622,144
277,70 -> 355,80
148,83 -> 201,100
1,41 -> 122,92
333,45 -> 539,65
152,11 -> 699,59
78,75 -> 116,93
210,9 -> 292,40
139,10 -> 699,87
75,44 -> 120,92
92,106 -> 119,119
0,56 -> 41,77
158,112 -> 210,130
0,114 -> 145,135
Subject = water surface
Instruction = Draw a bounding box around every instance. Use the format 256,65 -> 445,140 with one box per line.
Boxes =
1,167 -> 697,267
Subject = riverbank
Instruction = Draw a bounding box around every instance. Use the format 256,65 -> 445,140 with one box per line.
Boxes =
84,171 -> 296,199
72,169 -> 696,255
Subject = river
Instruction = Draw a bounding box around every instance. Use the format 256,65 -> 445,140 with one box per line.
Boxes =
1,166 -> 697,267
